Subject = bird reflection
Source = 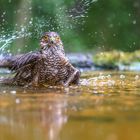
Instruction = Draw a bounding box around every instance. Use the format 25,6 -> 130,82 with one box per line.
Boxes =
0,94 -> 68,140
40,99 -> 68,140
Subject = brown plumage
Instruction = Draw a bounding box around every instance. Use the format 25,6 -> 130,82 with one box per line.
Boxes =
0,32 -> 80,86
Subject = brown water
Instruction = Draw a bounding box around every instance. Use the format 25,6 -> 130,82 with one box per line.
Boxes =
0,71 -> 140,140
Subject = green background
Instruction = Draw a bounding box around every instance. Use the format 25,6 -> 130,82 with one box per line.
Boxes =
0,0 -> 140,53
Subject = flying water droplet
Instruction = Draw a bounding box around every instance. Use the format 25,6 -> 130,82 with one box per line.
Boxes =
120,75 -> 125,79
135,75 -> 139,80
133,20 -> 136,24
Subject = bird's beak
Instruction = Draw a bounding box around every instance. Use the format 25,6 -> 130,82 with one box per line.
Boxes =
50,37 -> 55,44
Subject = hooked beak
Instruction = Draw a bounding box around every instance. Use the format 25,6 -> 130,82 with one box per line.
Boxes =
49,37 -> 55,44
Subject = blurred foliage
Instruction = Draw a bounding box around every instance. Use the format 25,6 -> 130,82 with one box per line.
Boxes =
93,50 -> 140,68
0,0 -> 140,53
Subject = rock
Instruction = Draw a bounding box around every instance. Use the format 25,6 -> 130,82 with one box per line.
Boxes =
118,62 -> 140,71
66,53 -> 95,71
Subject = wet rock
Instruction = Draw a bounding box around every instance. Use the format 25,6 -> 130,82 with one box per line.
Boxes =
67,53 -> 95,71
118,62 -> 140,71
0,68 -> 11,74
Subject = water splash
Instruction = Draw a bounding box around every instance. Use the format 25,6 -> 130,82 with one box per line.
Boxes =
0,0 -> 98,53
0,33 -> 30,51
0,26 -> 32,52
80,72 -> 140,92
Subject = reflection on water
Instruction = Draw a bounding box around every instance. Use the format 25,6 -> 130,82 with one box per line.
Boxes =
0,71 -> 140,140
0,93 -> 68,140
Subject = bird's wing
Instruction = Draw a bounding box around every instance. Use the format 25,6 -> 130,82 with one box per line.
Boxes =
11,51 -> 41,71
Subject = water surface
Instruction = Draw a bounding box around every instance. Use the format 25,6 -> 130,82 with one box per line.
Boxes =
0,71 -> 140,140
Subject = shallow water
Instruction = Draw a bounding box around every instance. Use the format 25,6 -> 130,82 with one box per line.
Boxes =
0,71 -> 140,140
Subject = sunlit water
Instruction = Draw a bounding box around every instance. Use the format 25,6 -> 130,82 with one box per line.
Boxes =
0,71 -> 140,140
0,1 -> 140,139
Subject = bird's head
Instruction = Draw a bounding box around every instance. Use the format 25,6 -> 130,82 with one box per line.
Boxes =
40,32 -> 63,50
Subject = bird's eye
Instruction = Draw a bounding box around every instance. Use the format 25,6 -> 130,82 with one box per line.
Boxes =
56,36 -> 60,41
43,35 -> 49,42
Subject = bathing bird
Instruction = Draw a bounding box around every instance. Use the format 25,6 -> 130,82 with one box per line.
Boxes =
0,32 -> 80,86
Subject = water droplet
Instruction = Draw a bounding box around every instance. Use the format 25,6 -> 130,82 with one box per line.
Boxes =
29,7 -> 32,10
120,75 -> 125,79
135,75 -> 139,80
113,34 -> 116,37
3,12 -> 6,15
15,98 -> 20,104
133,20 -> 136,24
93,91 -> 98,94
107,80 -> 115,86
29,21 -> 32,24
128,13 -> 131,17
107,75 -> 111,79
109,24 -> 114,28
10,91 -> 16,95
2,90 -> 6,94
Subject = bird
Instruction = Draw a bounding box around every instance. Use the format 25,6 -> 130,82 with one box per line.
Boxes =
0,32 -> 80,86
